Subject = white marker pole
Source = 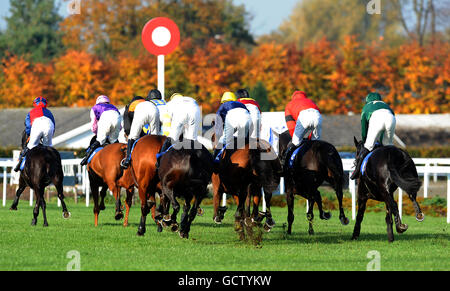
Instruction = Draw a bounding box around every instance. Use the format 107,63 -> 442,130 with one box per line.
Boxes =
261,188 -> 267,213
157,55 -> 165,100
221,193 -> 227,207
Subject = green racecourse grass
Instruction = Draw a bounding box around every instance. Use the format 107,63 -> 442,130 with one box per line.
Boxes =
0,198 -> 448,271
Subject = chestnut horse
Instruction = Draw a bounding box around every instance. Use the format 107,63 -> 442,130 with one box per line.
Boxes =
279,131 -> 349,235
158,139 -> 213,238
10,144 -> 71,226
127,134 -> 166,236
212,138 -> 281,239
352,138 -> 424,242
87,138 -> 135,227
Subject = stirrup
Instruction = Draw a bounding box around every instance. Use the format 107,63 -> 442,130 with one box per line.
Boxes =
120,158 -> 130,169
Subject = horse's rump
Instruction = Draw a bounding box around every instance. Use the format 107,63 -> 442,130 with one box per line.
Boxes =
385,146 -> 422,194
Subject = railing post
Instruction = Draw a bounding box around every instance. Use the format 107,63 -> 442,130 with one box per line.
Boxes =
349,172 -> 356,220
447,174 -> 449,224
398,188 -> 403,220
2,166 -> 7,207
424,162 -> 429,198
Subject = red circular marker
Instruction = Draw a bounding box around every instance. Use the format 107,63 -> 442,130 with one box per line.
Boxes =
142,17 -> 180,56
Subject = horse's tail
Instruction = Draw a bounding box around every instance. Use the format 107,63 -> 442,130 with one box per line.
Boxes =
320,142 -> 345,186
387,149 -> 422,194
249,141 -> 280,192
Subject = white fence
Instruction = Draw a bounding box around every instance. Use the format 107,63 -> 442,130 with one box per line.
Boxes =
1,157 -> 449,223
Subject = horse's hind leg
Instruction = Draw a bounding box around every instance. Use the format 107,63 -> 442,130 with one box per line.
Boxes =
31,191 -> 41,226
39,190 -> 48,227
306,198 -> 315,235
385,208 -> 395,243
286,188 -> 295,235
10,176 -> 27,210
123,188 -> 134,227
54,172 -> 70,219
335,185 -> 349,225
262,189 -> 275,232
385,191 -> 408,234
313,190 -> 331,220
352,183 -> 368,240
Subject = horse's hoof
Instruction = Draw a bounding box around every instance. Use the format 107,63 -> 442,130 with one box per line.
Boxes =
43,222 -> 49,227
115,212 -> 124,221
157,224 -> 163,233
31,220 -> 37,226
136,230 -> 145,236
63,212 -> 71,219
10,207 -> 17,211
351,236 -> 359,241
263,222 -> 274,232
416,212 -> 425,222
213,216 -> 222,225
179,232 -> 189,239
340,217 -> 350,225
320,212 -> 332,220
99,205 -> 106,211
244,217 -> 253,227
308,229 -> 314,235
171,223 -> 179,232
397,223 -> 408,233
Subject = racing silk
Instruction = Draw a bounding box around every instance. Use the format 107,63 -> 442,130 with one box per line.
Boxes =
25,106 -> 55,136
361,93 -> 395,142
90,103 -> 120,134
285,91 -> 320,136
216,101 -> 249,127
238,97 -> 261,112
123,97 -> 145,136
149,99 -> 171,136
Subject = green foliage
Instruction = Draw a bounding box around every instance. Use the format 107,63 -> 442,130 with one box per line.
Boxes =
0,0 -> 64,63
250,81 -> 271,111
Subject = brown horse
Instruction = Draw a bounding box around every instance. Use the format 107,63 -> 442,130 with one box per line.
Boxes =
127,134 -> 166,236
158,139 -> 213,238
87,140 -> 135,227
212,138 -> 281,239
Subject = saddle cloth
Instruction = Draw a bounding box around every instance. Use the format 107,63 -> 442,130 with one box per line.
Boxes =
288,142 -> 311,169
20,156 -> 27,171
156,144 -> 174,160
360,151 -> 375,176
87,147 -> 104,164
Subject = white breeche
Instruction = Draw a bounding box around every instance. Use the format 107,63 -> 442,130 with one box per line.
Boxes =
364,109 -> 396,151
218,108 -> 252,149
245,104 -> 261,139
28,117 -> 54,149
292,108 -> 322,146
96,110 -> 122,144
168,102 -> 201,141
129,102 -> 160,140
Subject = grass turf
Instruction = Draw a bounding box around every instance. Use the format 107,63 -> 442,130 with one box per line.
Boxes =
0,198 -> 448,271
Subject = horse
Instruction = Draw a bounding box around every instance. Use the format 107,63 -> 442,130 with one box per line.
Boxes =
127,134 -> 166,236
279,130 -> 349,235
10,131 -> 70,226
157,139 -> 213,239
86,136 -> 135,227
352,137 -> 424,242
212,138 -> 281,239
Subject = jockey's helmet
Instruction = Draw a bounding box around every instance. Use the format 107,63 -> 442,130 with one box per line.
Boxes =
96,95 -> 110,104
147,89 -> 162,101
170,93 -> 183,101
33,96 -> 48,108
235,89 -> 250,99
221,92 -> 237,103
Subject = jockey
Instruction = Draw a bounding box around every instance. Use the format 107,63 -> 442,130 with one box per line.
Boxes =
213,92 -> 252,161
156,93 -> 202,167
146,89 -> 171,136
281,91 -> 322,171
80,95 -> 122,166
120,97 -> 160,169
350,92 -> 396,180
14,97 -> 55,172
236,89 -> 261,139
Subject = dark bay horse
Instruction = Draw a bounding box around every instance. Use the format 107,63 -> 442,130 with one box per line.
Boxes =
128,134 -> 166,236
352,138 -> 424,242
87,139 -> 135,227
212,138 -> 281,239
10,145 -> 71,226
279,131 -> 349,235
158,139 -> 213,239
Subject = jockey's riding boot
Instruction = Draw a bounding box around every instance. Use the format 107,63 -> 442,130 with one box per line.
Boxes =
282,142 -> 296,173
350,147 -> 370,180
120,139 -> 135,169
156,138 -> 173,168
80,141 -> 101,166
14,147 -> 29,172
